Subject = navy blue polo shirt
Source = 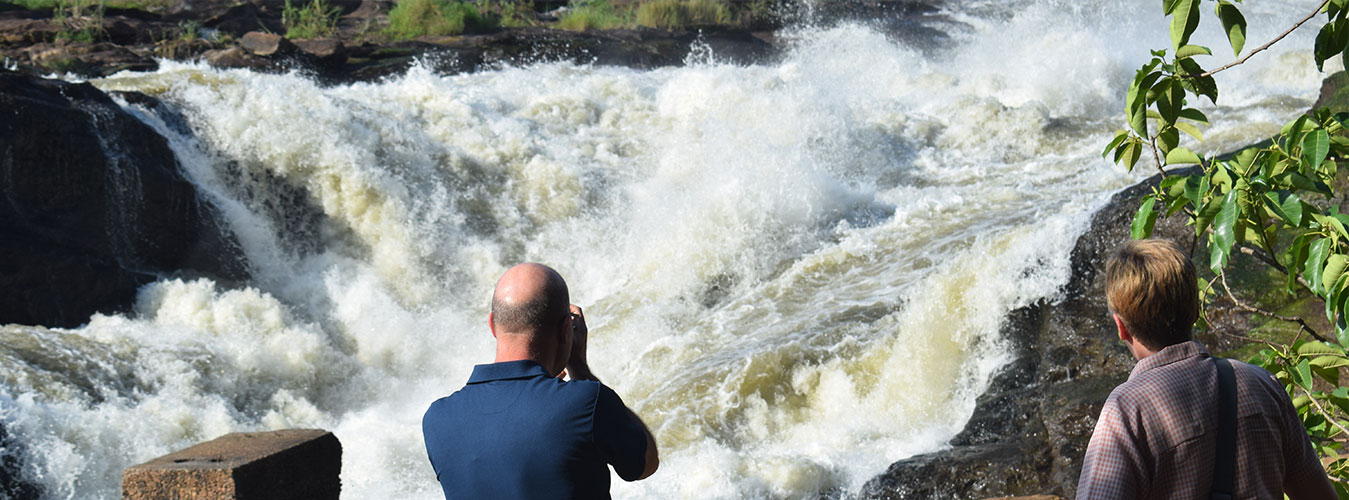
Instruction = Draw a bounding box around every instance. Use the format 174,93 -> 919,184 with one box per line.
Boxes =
422,360 -> 649,500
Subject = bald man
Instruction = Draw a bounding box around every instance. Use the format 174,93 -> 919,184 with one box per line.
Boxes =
422,263 -> 659,500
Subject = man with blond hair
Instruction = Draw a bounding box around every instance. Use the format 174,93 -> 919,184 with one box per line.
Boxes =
1076,239 -> 1334,499
422,263 -> 659,500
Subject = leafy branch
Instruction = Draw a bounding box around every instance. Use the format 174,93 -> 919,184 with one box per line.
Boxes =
1197,0 -> 1331,78
1108,0 -> 1349,494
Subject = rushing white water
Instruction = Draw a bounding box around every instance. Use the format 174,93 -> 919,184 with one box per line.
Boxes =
0,0 -> 1332,498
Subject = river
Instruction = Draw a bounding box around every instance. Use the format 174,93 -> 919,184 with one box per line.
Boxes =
0,0 -> 1329,498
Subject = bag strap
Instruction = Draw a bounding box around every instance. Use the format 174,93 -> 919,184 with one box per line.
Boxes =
1211,357 -> 1238,500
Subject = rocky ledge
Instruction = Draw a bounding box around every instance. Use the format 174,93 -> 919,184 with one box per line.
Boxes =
0,0 -> 952,83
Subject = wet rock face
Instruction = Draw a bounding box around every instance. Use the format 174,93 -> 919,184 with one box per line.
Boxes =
861,175 -> 1193,499
0,69 -> 245,327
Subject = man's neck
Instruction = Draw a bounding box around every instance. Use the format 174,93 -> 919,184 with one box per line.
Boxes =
495,343 -> 558,374
1129,341 -> 1159,361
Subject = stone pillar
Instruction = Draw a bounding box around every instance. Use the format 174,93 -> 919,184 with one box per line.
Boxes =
122,429 -> 341,500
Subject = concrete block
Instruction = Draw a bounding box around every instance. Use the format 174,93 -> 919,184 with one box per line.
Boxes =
122,429 -> 340,500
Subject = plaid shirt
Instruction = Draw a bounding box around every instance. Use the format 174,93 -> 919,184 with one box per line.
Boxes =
1076,341 -> 1324,499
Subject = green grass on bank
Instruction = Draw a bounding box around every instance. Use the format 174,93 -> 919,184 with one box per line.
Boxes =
387,0 -> 497,38
557,0 -> 743,31
282,0 -> 340,38
635,0 -> 728,29
557,0 -> 626,30
3,0 -> 170,13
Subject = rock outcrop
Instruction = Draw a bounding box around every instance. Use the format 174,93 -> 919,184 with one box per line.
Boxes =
0,70 -> 246,328
861,176 -> 1192,498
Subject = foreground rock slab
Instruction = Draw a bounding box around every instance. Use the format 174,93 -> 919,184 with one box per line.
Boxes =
122,429 -> 341,500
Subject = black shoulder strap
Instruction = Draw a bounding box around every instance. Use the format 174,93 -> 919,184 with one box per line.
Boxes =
1211,357 -> 1238,500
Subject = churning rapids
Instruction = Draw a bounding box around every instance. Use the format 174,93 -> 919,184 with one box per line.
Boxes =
0,0 -> 1332,498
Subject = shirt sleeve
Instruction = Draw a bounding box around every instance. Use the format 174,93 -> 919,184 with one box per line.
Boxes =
1077,399 -> 1143,500
592,385 -> 650,482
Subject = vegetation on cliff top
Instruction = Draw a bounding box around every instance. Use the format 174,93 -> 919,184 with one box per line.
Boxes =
1109,0 -> 1349,492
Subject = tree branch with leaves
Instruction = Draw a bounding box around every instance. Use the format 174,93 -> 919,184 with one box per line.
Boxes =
1106,0 -> 1349,495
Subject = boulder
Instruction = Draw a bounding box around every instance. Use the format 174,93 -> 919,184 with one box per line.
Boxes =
239,31 -> 295,56
202,45 -> 269,69
0,17 -> 60,44
0,70 -> 246,327
292,37 -> 346,67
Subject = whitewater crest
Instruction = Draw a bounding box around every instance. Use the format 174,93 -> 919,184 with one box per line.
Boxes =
0,0 -> 1331,497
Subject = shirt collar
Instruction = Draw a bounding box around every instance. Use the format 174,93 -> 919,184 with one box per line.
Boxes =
1129,340 -> 1210,380
466,360 -> 551,384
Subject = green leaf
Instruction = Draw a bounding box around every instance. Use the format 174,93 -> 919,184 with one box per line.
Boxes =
1210,189 -> 1240,274
1158,127 -> 1180,155
1215,1 -> 1246,57
1308,237 -> 1334,295
1176,44 -> 1212,59
1304,129 -> 1331,172
1334,112 -> 1349,129
1212,166 -> 1233,193
1163,0 -> 1183,15
1314,364 -> 1341,386
1311,354 -> 1349,369
1120,141 -> 1143,172
1103,130 -> 1129,160
1177,59 -> 1219,103
1133,196 -> 1159,239
1175,122 -> 1204,141
1263,191 -> 1305,227
1289,172 -> 1333,196
1154,79 -> 1184,126
1184,174 -> 1202,203
1234,147 -> 1259,170
1179,108 -> 1210,126
1165,147 -> 1203,165
1300,341 -> 1348,356
1166,193 -> 1190,216
1317,21 -> 1342,72
1326,254 -> 1349,294
1296,358 -> 1315,391
1283,115 -> 1313,149
1127,69 -> 1163,137
1294,394 -> 1312,411
1170,0 -> 1200,52
1330,214 -> 1349,240
1196,195 -> 1223,236
1286,234 -> 1312,287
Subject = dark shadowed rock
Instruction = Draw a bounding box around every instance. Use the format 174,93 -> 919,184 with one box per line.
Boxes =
0,70 -> 247,327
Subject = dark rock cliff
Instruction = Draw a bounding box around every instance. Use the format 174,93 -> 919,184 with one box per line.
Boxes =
0,69 -> 246,327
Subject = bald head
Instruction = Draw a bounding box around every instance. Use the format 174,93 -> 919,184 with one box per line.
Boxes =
491,263 -> 570,336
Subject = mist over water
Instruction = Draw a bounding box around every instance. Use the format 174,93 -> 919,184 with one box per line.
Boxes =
0,0 -> 1331,498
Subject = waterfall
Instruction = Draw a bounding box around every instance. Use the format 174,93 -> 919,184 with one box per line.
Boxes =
0,0 -> 1330,498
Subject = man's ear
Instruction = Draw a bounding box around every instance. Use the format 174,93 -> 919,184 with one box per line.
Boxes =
488,312 -> 497,339
1113,313 -> 1132,344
